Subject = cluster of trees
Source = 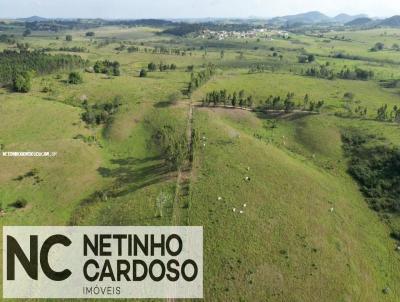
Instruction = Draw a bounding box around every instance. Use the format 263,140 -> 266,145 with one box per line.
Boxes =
249,64 -> 270,73
0,34 -> 16,44
187,64 -> 216,95
149,46 -> 190,56
298,54 -> 316,63
376,104 -> 400,122
303,65 -> 374,81
145,112 -> 188,169
335,93 -> 368,118
339,68 -> 374,80
342,130 -> 400,214
202,91 -> 324,113
261,93 -> 324,112
124,44 -> 191,56
202,89 -> 254,108
147,62 -> 177,72
65,35 -> 73,41
93,60 -> 120,76
85,31 -> 95,37
353,106 -> 368,117
81,97 -> 122,125
59,46 -> 87,52
0,50 -> 86,91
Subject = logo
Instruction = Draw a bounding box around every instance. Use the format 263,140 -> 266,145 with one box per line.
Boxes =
3,226 -> 203,299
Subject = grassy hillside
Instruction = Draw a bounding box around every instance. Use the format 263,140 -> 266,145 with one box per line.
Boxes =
0,24 -> 400,301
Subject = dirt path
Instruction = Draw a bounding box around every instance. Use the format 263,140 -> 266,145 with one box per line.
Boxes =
168,101 -> 194,302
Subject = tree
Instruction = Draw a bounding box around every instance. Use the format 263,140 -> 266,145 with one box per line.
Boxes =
239,90 -> 245,100
68,71 -> 83,84
232,92 -> 237,107
298,55 -> 308,63
304,94 -> 309,107
23,29 -> 31,37
247,95 -> 253,108
13,72 -> 32,92
220,50 -> 225,59
307,54 -> 315,62
66,35 -> 73,42
392,105 -> 400,123
344,92 -> 355,100
372,42 -> 384,51
155,191 -> 170,218
139,69 -> 147,77
377,104 -> 388,121
85,31 -> 95,37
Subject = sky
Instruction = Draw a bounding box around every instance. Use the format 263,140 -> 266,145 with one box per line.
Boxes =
0,0 -> 398,19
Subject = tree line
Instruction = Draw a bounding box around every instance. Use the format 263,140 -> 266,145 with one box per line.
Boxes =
302,65 -> 374,81
126,45 -> 192,56
187,64 -> 217,96
202,90 -> 324,113
376,104 -> 400,122
147,62 -> 177,72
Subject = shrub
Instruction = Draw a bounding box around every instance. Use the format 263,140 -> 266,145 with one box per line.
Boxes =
139,69 -> 147,77
68,71 -> 83,84
93,60 -> 120,76
12,72 -> 31,92
13,198 -> 28,208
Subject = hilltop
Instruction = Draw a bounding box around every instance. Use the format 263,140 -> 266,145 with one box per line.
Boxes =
379,15 -> 400,27
334,13 -> 368,23
17,16 -> 47,22
346,17 -> 374,26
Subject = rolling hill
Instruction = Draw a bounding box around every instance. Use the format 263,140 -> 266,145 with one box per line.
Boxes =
379,15 -> 400,27
268,11 -> 331,25
346,17 -> 374,26
334,13 -> 368,23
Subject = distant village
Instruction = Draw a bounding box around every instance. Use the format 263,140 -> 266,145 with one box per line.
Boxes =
197,28 -> 290,40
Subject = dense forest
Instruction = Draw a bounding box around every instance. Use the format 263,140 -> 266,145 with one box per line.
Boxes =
23,19 -> 174,32
342,131 -> 400,216
0,50 -> 87,85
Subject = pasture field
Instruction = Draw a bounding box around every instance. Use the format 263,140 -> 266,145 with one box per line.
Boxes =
0,23 -> 400,301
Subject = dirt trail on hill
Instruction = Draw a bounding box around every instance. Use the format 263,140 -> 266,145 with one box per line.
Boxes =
168,101 -> 194,302
172,101 -> 194,226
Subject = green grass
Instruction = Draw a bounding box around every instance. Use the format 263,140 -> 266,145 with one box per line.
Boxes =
1,24 -> 400,302
189,108 -> 400,301
194,69 -> 400,116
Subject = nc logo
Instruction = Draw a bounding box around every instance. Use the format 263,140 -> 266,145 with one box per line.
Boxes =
7,234 -> 72,281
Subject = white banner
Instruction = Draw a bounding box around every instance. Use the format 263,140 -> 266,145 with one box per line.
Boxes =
3,226 -> 203,299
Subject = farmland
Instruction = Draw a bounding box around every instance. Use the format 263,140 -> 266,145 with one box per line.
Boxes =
0,19 -> 400,301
